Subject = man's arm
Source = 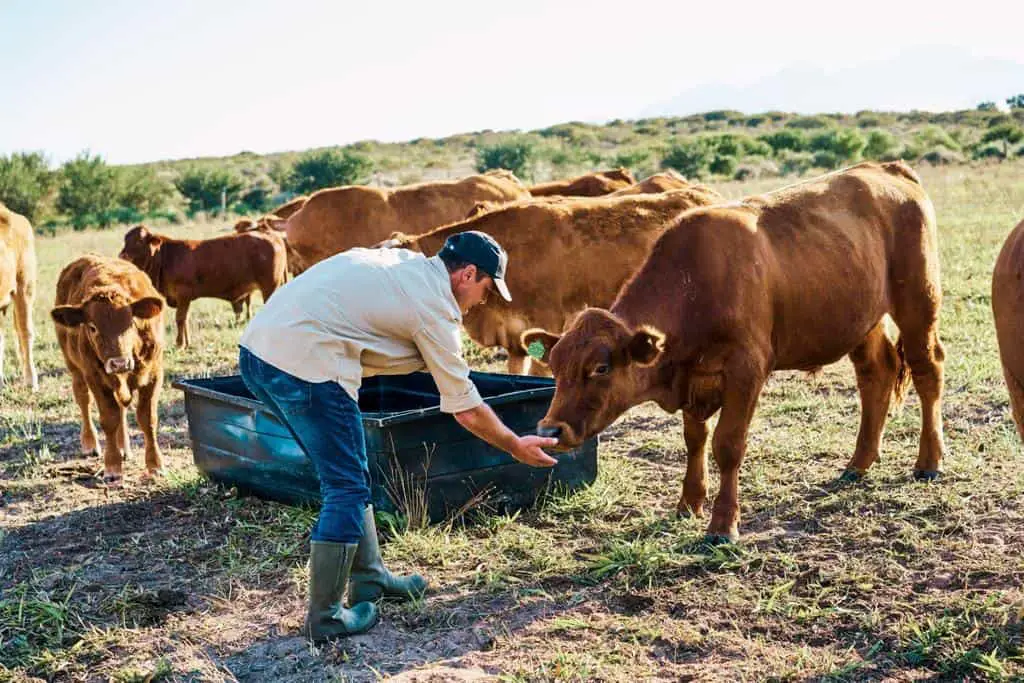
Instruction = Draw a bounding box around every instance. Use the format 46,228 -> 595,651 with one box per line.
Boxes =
454,402 -> 558,467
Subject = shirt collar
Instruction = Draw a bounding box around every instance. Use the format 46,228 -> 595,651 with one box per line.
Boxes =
427,254 -> 462,322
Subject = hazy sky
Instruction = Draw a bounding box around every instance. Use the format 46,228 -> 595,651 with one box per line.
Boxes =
2,0 -> 1022,166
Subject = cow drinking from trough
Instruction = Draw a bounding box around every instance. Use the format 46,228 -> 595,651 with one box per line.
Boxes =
523,161 -> 946,543
51,255 -> 166,484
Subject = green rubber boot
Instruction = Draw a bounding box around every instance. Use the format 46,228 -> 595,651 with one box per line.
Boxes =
348,506 -> 428,604
303,541 -> 378,642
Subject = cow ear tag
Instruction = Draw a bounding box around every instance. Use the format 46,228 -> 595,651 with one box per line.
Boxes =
527,340 -> 546,360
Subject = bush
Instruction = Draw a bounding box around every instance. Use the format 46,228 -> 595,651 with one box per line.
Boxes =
915,125 -> 961,151
708,155 -> 737,176
863,130 -> 901,161
973,142 -> 1007,160
785,115 -> 832,130
812,150 -> 842,169
612,148 -> 652,170
57,152 -> 120,229
116,167 -> 175,214
778,150 -> 814,176
981,124 -> 1024,158
174,166 -> 245,215
759,130 -> 807,154
0,152 -> 54,222
284,149 -> 373,194
660,138 -> 716,178
921,146 -> 964,165
807,129 -> 866,163
475,139 -> 535,178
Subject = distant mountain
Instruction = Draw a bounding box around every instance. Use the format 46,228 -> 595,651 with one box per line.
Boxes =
642,46 -> 1024,117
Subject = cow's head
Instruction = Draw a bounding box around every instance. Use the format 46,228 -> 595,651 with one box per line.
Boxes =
119,225 -> 162,269
51,290 -> 164,380
522,308 -> 665,449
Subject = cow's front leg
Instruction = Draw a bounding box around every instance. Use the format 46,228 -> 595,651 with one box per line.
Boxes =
116,404 -> 132,462
706,360 -> 766,544
13,278 -> 38,391
94,389 -> 126,484
136,377 -> 164,476
69,368 -> 99,456
677,411 -> 709,517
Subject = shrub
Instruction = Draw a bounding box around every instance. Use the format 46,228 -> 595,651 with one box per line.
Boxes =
972,143 -> 1005,160
116,167 -> 175,214
660,138 -> 716,178
915,125 -> 961,151
708,156 -> 737,177
0,152 -> 54,222
812,150 -> 842,169
785,115 -> 832,130
57,152 -> 120,228
759,130 -> 807,154
174,166 -> 245,215
284,149 -> 373,194
613,148 -> 652,170
475,138 -> 535,178
808,129 -> 866,163
745,115 -> 768,127
863,130 -> 901,161
778,150 -> 814,176
981,124 -> 1024,158
921,146 -> 964,165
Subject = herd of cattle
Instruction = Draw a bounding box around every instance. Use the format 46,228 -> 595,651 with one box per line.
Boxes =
3,161 -> 1024,541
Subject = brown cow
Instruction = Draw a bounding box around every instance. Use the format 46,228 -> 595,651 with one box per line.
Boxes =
992,218 -> 1024,440
282,172 -> 529,273
608,169 -> 694,196
119,225 -> 287,347
0,203 -> 38,391
527,168 -> 636,197
523,161 -> 946,543
383,186 -> 723,374
51,255 -> 165,483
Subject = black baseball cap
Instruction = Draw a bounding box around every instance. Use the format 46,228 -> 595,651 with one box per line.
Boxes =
440,230 -> 511,302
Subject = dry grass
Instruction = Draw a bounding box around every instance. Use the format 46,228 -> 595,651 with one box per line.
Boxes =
2,162 -> 1024,681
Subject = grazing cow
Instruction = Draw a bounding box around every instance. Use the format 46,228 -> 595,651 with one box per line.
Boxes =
383,186 -> 723,374
119,225 -> 286,347
0,203 -> 38,390
527,168 -> 636,197
609,169 -> 693,196
282,172 -> 529,273
51,255 -> 165,483
523,162 -> 946,543
992,218 -> 1024,440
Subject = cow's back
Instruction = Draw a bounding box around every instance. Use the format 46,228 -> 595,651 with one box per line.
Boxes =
610,170 -> 693,196
286,174 -> 530,271
56,254 -> 160,307
614,161 -> 936,369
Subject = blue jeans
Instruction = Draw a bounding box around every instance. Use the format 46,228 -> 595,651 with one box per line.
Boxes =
238,346 -> 370,543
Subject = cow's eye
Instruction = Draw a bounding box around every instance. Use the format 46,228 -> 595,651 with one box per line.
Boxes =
87,323 -> 98,334
591,364 -> 610,377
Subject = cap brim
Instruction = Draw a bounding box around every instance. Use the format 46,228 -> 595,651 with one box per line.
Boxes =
494,277 -> 512,302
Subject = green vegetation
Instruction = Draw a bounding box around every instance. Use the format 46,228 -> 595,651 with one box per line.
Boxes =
4,100 -> 1024,231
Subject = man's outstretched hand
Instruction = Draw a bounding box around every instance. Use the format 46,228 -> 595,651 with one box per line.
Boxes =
510,435 -> 559,467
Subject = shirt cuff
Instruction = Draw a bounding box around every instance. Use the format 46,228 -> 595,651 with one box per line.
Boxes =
439,384 -> 484,413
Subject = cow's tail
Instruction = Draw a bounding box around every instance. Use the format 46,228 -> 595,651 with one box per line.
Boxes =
882,160 -> 922,185
891,336 -> 911,413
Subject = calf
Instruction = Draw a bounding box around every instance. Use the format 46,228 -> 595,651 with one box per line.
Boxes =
608,169 -> 694,196
524,162 -> 946,543
51,255 -> 165,483
992,218 -> 1024,440
119,225 -> 287,347
0,202 -> 38,390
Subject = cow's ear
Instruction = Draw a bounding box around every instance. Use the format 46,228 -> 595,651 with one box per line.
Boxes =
521,329 -> 561,364
264,216 -> 287,231
51,305 -> 86,327
626,326 -> 665,367
131,297 -> 164,319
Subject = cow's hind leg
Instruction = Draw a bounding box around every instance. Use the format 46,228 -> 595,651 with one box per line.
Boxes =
842,321 -> 906,480
13,278 -> 37,391
677,410 -> 709,517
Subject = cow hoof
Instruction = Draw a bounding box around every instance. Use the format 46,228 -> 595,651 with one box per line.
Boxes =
141,468 -> 166,481
913,470 -> 941,482
102,473 -> 124,487
838,469 -> 865,483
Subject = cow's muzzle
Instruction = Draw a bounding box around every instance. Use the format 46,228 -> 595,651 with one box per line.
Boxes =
537,425 -> 562,440
105,356 -> 135,374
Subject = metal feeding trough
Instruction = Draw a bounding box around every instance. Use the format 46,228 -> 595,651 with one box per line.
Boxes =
172,372 -> 598,523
